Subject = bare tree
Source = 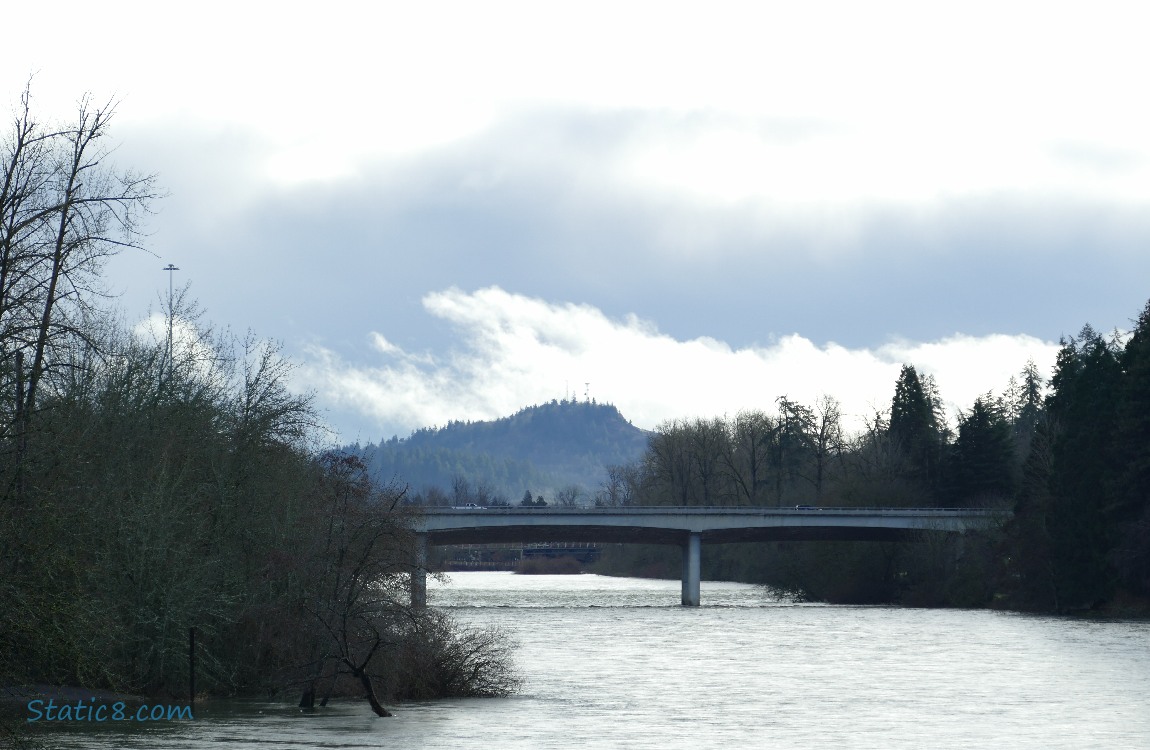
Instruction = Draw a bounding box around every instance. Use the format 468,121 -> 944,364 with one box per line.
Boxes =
554,484 -> 584,507
801,395 -> 845,502
451,474 -> 472,506
645,420 -> 696,505
598,464 -> 628,506
1,83 -> 159,497
300,455 -> 415,717
473,480 -> 495,506
689,417 -> 728,506
721,410 -> 774,506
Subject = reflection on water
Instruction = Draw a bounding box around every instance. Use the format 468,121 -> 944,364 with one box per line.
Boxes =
33,572 -> 1150,749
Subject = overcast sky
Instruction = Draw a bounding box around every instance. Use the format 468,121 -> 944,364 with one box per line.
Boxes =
6,1 -> 1148,443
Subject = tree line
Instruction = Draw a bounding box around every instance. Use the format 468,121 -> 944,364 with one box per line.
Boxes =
597,367 -> 1033,511
0,84 -> 515,731
594,312 -> 1150,613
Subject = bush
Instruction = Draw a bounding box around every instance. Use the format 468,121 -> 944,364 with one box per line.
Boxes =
387,611 -> 519,700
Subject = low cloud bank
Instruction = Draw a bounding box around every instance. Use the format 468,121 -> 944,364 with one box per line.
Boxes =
298,287 -> 1060,441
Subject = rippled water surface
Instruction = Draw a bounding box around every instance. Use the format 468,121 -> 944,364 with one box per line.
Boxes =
35,572 -> 1150,749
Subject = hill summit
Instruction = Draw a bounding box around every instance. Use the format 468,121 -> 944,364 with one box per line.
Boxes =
349,400 -> 650,502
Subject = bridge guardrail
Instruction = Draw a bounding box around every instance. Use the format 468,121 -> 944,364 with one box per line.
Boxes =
417,506 -> 1010,515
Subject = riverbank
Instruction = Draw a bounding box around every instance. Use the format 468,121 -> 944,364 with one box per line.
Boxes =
591,541 -> 1150,617
1089,590 -> 1150,618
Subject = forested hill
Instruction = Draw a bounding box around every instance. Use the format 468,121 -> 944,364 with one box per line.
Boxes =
347,401 -> 650,502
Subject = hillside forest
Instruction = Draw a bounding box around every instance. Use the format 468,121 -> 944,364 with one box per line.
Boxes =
349,400 -> 649,505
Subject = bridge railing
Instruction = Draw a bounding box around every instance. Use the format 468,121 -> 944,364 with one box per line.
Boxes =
418,506 -> 1009,515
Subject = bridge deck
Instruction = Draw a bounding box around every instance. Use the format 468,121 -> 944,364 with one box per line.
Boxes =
414,506 -> 1008,545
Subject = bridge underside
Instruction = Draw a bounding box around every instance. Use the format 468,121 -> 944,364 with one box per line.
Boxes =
424,525 -> 926,546
420,525 -> 928,607
413,508 -> 1005,607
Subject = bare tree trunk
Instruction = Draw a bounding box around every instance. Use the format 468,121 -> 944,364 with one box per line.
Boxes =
22,105 -> 87,422
352,667 -> 391,717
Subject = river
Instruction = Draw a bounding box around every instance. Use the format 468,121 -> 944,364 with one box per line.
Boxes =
33,572 -> 1150,749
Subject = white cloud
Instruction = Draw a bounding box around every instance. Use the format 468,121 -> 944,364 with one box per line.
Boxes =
133,312 -> 221,378
297,287 -> 1060,439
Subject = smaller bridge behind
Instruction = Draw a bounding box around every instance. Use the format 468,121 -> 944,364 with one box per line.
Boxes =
411,506 -> 1008,606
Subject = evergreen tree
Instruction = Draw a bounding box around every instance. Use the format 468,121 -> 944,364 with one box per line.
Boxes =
997,359 -> 1046,479
951,395 -> 1015,505
771,397 -> 815,505
998,414 -> 1060,610
1016,359 -> 1045,436
889,365 -> 943,500
1000,376 -> 1023,428
1043,325 -> 1122,609
1111,300 -> 1150,596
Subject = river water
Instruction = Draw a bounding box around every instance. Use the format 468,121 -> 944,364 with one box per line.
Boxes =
34,572 -> 1150,749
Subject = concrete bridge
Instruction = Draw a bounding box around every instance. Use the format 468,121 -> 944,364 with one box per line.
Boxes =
410,506 -> 1008,606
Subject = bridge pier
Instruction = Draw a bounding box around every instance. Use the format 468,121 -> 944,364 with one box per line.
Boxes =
681,532 -> 701,606
411,533 -> 428,608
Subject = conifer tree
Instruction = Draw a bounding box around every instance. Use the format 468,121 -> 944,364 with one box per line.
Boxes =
1111,300 -> 1150,595
1016,359 -> 1045,435
951,395 -> 1015,505
889,365 -> 943,500
1043,326 -> 1122,609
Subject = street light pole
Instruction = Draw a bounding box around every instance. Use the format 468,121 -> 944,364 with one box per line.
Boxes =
163,264 -> 179,380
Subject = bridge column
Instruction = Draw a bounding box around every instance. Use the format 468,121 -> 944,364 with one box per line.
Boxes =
411,533 -> 428,608
681,532 -> 701,606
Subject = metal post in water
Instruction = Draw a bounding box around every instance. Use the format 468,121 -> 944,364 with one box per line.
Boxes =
189,626 -> 196,713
